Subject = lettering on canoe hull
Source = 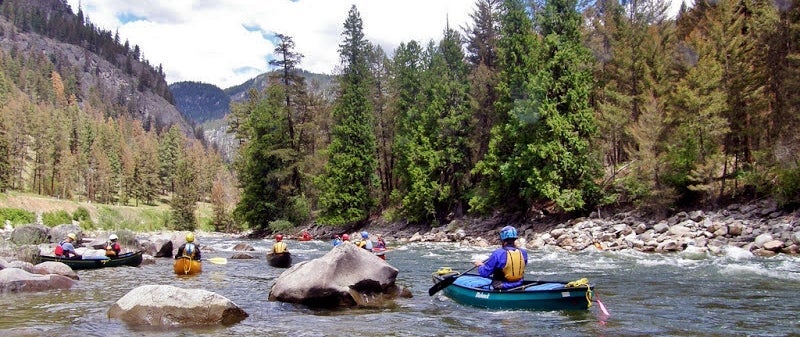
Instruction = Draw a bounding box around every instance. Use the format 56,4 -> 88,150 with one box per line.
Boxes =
475,292 -> 490,299
561,292 -> 571,297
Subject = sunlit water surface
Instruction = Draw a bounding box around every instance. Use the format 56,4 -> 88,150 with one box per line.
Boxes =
1,236 -> 798,336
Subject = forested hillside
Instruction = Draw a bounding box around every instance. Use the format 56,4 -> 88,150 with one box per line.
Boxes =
170,81 -> 230,124
0,0 -> 235,232
230,0 -> 800,232
1,0 -> 799,235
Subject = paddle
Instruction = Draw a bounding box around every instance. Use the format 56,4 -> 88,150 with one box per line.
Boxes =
594,292 -> 610,316
428,263 -> 480,296
204,257 -> 228,265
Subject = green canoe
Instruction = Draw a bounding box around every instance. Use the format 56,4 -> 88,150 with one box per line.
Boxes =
37,251 -> 144,270
431,272 -> 594,311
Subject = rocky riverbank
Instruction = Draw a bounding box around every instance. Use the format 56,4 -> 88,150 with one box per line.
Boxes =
316,199 -> 799,257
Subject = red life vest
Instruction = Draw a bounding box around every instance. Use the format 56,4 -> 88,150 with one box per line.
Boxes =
54,243 -> 64,256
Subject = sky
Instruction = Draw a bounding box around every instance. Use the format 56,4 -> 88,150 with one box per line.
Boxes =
66,0 -> 684,90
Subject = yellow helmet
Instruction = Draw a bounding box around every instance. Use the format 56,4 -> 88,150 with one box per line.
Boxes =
67,233 -> 77,240
186,232 -> 195,243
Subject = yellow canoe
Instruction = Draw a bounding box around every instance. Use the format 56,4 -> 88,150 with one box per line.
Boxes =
173,257 -> 202,275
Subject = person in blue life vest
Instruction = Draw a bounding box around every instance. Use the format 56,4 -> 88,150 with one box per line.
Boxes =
175,232 -> 202,260
356,231 -> 373,252
272,234 -> 288,254
474,226 -> 528,290
55,233 -> 81,259
332,235 -> 343,247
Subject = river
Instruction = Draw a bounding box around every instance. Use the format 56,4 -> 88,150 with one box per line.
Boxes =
1,236 -> 799,336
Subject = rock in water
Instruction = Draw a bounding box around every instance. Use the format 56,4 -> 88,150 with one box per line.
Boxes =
0,268 -> 75,292
108,285 -> 248,327
269,242 -> 411,308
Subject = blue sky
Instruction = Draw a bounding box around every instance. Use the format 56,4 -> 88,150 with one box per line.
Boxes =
66,0 -> 683,89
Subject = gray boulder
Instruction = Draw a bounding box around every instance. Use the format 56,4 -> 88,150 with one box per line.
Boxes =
10,224 -> 49,245
108,285 -> 248,327
33,261 -> 79,280
269,242 -> 411,308
0,268 -> 75,292
50,224 -> 82,244
230,252 -> 255,259
232,243 -> 255,251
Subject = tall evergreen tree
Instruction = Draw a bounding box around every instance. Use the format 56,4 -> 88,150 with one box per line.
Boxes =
233,84 -> 298,229
526,0 -> 601,211
398,27 -> 473,224
368,44 -> 395,206
663,34 -> 728,201
472,0 -> 540,212
316,5 -> 378,225
158,125 -> 182,194
170,153 -> 198,231
463,0 -> 502,165
390,40 -> 425,205
0,69 -> 10,192
476,0 -> 601,213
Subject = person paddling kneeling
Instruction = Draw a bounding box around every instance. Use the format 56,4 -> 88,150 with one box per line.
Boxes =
272,234 -> 288,254
474,226 -> 528,290
55,233 -> 81,259
175,232 -> 202,260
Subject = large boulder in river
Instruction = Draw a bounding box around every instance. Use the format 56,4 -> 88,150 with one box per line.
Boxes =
108,285 -> 248,327
10,224 -> 49,245
0,268 -> 75,292
33,261 -> 79,280
268,242 -> 411,308
50,224 -> 82,244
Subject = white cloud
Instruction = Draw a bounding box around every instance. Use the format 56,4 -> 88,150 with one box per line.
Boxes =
66,0 -> 682,89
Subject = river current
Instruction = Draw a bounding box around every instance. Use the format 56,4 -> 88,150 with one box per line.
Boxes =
1,235 -> 798,336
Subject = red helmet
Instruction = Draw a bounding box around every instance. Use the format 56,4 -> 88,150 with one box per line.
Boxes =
275,234 -> 283,242
342,233 -> 350,241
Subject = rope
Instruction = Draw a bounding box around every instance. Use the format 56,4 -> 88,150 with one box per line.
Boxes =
566,278 -> 593,308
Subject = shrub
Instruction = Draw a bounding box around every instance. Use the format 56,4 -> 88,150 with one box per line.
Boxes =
72,207 -> 91,221
268,219 -> 294,233
0,207 -> 35,225
774,166 -> 800,207
42,210 -> 72,226
287,195 -> 311,224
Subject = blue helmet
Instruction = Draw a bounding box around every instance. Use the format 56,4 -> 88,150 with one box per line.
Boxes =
361,231 -> 369,239
499,226 -> 518,241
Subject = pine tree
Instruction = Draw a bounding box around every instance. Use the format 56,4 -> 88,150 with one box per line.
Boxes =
158,125 -> 182,194
233,85 -> 296,229
0,69 -> 10,191
476,0 -> 601,213
170,154 -> 198,231
398,27 -> 472,224
527,0 -> 601,211
368,44 -> 395,205
463,0 -> 502,165
472,0 -> 540,212
316,5 -> 378,225
663,35 -> 728,201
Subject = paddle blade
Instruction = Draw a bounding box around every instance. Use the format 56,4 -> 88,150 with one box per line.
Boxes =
206,257 -> 227,265
597,298 -> 610,316
428,275 -> 458,296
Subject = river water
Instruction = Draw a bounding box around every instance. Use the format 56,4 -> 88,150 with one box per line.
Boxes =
1,236 -> 799,337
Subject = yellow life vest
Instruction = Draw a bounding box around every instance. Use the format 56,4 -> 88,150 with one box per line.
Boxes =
273,242 -> 288,254
502,249 -> 524,282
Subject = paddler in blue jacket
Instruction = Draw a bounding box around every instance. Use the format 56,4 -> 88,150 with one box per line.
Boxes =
474,226 -> 528,289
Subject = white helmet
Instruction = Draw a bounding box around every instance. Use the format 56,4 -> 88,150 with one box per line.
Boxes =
109,234 -> 118,241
